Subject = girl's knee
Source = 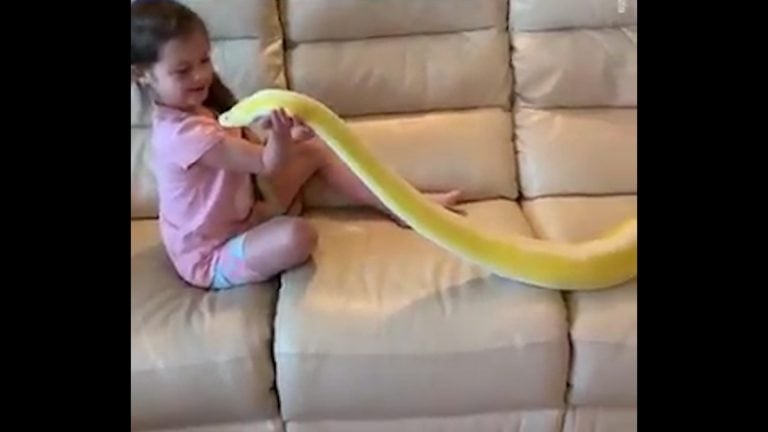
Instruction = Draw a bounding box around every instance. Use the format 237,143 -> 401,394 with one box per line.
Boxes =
303,137 -> 332,164
283,218 -> 318,259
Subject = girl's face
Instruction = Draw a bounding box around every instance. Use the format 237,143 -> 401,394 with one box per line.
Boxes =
139,30 -> 214,111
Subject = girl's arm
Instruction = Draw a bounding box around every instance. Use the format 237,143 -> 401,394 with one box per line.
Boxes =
198,109 -> 294,174
198,134 -> 267,173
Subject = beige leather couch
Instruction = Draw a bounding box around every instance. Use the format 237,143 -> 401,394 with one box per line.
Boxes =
131,1 -> 637,431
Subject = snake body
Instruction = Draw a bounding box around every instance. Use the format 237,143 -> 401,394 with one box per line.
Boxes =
219,89 -> 637,291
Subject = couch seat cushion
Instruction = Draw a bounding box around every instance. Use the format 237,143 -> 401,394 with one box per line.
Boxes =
522,196 -> 637,406
131,220 -> 281,430
274,200 -> 569,421
562,407 -> 637,432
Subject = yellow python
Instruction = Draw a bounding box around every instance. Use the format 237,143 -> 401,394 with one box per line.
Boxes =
219,89 -> 637,291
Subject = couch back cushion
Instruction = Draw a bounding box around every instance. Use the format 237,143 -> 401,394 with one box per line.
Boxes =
284,0 -> 519,203
284,0 -> 511,117
130,0 -> 285,219
510,0 -> 637,198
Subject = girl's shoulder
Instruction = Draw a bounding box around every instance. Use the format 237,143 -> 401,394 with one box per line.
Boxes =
153,104 -> 217,128
152,105 -> 225,146
150,105 -> 243,170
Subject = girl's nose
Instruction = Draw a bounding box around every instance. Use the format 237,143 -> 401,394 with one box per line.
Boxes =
192,68 -> 208,84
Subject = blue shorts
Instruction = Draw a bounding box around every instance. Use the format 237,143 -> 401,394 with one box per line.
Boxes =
211,233 -> 264,290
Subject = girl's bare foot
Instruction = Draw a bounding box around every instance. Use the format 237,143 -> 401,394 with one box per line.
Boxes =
386,189 -> 465,228
427,190 -> 464,213
261,109 -> 295,170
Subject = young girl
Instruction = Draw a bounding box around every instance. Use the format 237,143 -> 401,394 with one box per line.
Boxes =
131,0 -> 462,290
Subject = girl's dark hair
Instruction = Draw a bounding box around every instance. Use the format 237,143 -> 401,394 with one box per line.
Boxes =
131,0 -> 237,114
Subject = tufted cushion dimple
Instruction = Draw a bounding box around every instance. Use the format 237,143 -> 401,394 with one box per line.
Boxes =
282,0 -> 507,42
512,27 -> 637,108
515,107 -> 636,197
288,28 -> 512,117
510,0 -> 637,32
130,0 -> 286,219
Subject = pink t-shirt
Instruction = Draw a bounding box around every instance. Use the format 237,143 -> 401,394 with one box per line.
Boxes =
151,104 -> 256,287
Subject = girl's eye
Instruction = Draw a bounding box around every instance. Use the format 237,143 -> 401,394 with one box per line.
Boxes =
201,57 -> 211,65
174,68 -> 190,75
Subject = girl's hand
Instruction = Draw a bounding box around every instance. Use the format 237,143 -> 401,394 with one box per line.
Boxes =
256,112 -> 317,143
292,118 -> 317,142
262,109 -> 296,170
386,190 -> 465,228
268,109 -> 294,145
256,109 -> 294,140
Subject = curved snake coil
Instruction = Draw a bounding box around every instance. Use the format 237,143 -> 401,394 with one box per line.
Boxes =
219,89 -> 637,291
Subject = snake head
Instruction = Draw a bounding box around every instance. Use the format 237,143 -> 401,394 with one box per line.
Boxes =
218,111 -> 246,128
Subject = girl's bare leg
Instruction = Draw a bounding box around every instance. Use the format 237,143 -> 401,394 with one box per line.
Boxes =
304,138 -> 464,223
256,113 -> 464,224
257,144 -> 321,216
240,216 -> 318,282
256,109 -> 322,216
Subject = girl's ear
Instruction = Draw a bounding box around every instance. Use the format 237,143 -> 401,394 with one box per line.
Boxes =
131,65 -> 150,86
